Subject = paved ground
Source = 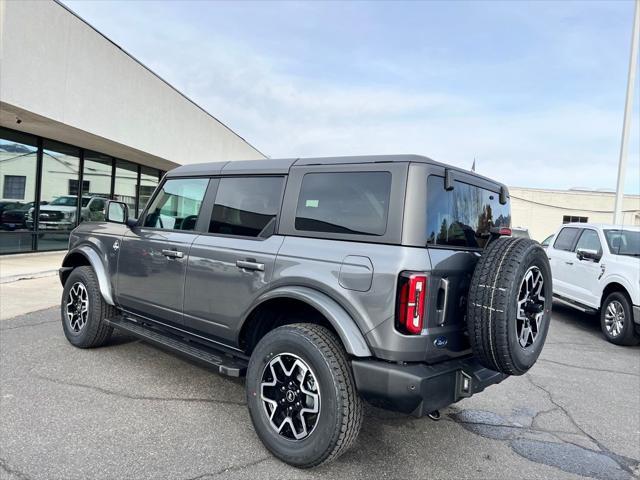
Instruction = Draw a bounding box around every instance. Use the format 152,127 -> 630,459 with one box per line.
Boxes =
0,252 -> 65,283
0,292 -> 638,479
0,276 -> 62,320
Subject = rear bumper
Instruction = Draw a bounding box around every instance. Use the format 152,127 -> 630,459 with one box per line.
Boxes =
351,357 -> 507,417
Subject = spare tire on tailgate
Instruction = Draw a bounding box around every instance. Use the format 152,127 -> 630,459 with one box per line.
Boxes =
467,237 -> 552,376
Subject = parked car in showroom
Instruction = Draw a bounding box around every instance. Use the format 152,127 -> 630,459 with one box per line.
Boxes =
58,155 -> 552,467
27,195 -> 107,231
547,223 -> 640,345
1,201 -> 47,230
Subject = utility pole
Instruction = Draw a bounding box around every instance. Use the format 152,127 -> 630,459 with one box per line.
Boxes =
614,0 -> 639,224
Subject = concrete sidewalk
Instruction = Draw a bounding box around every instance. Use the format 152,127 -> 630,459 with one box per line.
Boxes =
0,251 -> 66,320
0,251 -> 66,283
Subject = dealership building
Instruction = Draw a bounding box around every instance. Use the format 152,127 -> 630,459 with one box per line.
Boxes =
0,0 -> 265,254
510,187 -> 640,242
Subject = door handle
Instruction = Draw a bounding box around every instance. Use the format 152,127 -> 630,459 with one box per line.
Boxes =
436,278 -> 449,326
236,259 -> 265,271
565,261 -> 573,265
162,249 -> 184,259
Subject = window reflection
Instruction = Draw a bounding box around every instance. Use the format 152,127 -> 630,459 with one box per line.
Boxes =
114,160 -> 137,214
83,151 -> 112,222
37,140 -> 81,251
0,128 -> 38,252
138,166 -> 160,216
426,175 -> 511,249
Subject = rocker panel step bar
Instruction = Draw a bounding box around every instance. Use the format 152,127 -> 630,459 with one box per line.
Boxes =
105,316 -> 247,377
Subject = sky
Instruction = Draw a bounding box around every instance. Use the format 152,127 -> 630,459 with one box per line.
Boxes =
63,0 -> 639,193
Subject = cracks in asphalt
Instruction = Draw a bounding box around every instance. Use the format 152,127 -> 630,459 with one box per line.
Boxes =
0,457 -> 32,480
448,373 -> 637,480
184,456 -> 271,479
525,374 -> 640,474
32,373 -> 246,407
538,358 -> 640,378
449,404 -> 638,480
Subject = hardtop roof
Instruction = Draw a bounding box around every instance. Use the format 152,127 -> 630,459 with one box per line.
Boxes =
165,154 -> 506,189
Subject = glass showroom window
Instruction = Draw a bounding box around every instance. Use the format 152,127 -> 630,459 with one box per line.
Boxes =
38,140 -> 81,251
114,159 -> 137,215
138,166 -> 160,216
0,128 -> 38,253
83,151 -> 113,222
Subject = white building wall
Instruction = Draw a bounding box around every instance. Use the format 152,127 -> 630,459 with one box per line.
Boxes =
510,187 -> 640,241
0,0 -> 265,170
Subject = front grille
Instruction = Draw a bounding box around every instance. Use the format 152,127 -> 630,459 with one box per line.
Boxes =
39,211 -> 64,221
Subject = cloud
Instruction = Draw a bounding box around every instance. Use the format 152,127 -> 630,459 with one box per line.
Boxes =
64,0 -> 640,193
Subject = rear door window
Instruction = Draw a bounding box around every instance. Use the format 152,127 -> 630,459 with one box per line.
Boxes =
426,175 -> 510,248
209,176 -> 285,238
295,172 -> 391,236
553,227 -> 581,251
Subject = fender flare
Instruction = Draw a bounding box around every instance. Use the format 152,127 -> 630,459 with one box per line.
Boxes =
61,246 -> 115,306
248,285 -> 372,357
601,275 -> 639,306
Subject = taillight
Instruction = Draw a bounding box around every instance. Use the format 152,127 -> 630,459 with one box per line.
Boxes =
396,273 -> 427,335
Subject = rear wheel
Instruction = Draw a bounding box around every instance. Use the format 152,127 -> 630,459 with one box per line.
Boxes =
600,292 -> 639,346
246,323 -> 362,468
61,266 -> 115,348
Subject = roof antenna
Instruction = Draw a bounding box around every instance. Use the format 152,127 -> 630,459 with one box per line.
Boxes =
471,157 -> 476,172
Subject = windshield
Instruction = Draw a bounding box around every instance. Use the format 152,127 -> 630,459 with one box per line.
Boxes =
426,175 -> 511,249
604,229 -> 640,257
50,197 -> 91,207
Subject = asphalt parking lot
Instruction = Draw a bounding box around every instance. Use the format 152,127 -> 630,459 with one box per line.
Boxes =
1,301 -> 639,480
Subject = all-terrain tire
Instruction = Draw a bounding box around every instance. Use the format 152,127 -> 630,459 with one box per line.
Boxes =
61,266 -> 115,348
246,323 -> 363,468
600,291 -> 640,346
467,237 -> 552,375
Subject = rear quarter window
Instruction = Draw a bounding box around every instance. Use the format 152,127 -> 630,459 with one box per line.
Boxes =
426,175 -> 510,249
295,171 -> 391,236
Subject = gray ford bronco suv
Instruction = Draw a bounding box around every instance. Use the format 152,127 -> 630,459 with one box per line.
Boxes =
59,155 -> 552,467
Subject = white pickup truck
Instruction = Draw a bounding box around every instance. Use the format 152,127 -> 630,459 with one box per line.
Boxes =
547,223 -> 640,345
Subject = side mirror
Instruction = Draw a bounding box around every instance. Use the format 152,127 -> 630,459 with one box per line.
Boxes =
106,201 -> 128,224
576,248 -> 601,262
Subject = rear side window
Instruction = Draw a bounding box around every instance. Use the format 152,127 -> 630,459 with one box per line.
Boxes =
209,176 -> 284,238
553,227 -> 580,251
295,172 -> 391,236
426,175 -> 510,248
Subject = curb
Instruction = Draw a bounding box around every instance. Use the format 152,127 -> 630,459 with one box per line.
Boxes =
0,270 -> 59,284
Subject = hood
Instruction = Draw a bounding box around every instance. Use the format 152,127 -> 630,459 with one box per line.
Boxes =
39,204 -> 77,213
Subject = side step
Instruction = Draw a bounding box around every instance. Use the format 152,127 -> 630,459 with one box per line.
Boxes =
105,316 -> 247,377
552,295 -> 598,314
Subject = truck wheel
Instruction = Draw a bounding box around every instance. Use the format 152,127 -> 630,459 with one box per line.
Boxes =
467,237 -> 552,375
246,323 -> 363,468
600,292 -> 640,346
61,266 -> 115,348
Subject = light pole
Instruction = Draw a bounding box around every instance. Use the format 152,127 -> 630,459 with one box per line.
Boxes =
613,0 -> 639,225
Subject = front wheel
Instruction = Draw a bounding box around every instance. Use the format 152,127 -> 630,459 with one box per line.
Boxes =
61,266 -> 115,348
601,292 -> 640,346
246,324 -> 363,468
